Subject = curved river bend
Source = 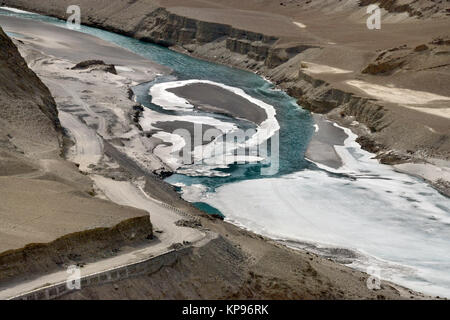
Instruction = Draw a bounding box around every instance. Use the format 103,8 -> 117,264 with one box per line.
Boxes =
1,7 -> 449,297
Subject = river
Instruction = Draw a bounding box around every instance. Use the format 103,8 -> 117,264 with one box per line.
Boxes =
1,7 -> 449,297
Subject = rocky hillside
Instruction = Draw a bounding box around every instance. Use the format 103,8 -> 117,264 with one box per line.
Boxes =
0,27 -> 153,285
59,233 -> 423,300
0,26 -> 61,157
0,216 -> 152,283
0,2 -> 445,299
359,0 -> 450,18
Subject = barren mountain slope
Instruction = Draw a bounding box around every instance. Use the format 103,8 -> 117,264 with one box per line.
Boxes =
0,27 -> 152,284
0,26 -> 61,158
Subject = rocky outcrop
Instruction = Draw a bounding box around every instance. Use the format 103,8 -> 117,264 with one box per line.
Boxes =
2,1 -> 309,70
131,7 -> 309,69
72,60 -> 117,74
279,68 -> 449,161
358,0 -> 448,18
134,8 -> 234,46
362,40 -> 450,75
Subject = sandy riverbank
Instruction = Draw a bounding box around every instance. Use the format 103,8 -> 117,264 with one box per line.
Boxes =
305,114 -> 348,169
168,82 -> 268,125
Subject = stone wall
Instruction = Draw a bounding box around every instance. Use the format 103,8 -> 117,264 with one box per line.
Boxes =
11,248 -> 188,300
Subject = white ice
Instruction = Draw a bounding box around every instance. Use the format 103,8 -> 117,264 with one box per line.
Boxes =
145,80 -> 280,175
184,123 -> 450,297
